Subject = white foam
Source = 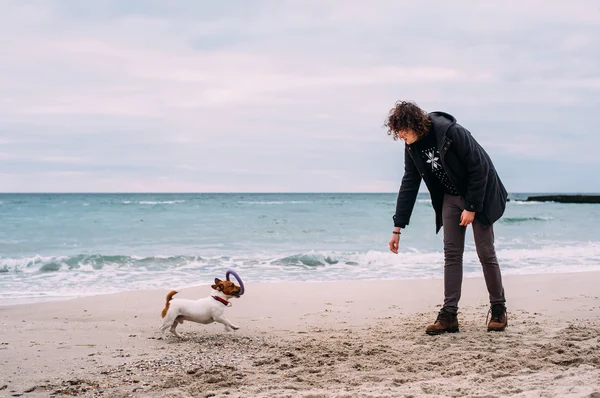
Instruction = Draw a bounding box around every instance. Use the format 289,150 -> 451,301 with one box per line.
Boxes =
2,242 -> 599,302
139,200 -> 186,205
122,200 -> 186,205
511,201 -> 543,205
237,201 -> 311,205
0,255 -> 66,273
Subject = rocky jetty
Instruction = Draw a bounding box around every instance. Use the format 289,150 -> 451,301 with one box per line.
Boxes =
526,195 -> 600,203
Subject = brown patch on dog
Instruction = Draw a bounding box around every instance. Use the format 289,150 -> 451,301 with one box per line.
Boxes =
211,278 -> 241,297
161,290 -> 178,318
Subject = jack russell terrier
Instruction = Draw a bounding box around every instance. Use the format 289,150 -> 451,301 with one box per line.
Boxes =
160,278 -> 242,338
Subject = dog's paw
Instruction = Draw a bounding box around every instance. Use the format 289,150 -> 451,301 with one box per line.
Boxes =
231,325 -> 240,331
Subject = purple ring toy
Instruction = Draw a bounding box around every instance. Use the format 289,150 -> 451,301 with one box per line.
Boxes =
226,269 -> 245,296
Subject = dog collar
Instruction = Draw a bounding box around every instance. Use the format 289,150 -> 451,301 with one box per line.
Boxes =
212,296 -> 230,307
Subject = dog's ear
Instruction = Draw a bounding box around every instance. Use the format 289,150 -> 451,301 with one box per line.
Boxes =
212,278 -> 223,291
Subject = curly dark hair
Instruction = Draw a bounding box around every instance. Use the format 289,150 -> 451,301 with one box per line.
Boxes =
384,101 -> 431,141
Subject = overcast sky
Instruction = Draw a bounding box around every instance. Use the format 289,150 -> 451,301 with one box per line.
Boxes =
1,1 -> 599,193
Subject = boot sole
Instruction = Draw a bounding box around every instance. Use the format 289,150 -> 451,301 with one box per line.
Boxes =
426,327 -> 459,335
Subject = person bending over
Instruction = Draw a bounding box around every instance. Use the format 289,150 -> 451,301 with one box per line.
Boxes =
385,100 -> 508,335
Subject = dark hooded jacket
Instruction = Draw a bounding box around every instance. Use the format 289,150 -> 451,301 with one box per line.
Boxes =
393,112 -> 508,233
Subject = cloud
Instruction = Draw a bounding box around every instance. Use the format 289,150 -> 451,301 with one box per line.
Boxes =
1,0 -> 599,192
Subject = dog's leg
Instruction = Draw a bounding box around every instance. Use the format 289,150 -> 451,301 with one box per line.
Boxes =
214,315 -> 239,332
160,311 -> 181,337
159,317 -> 173,335
170,319 -> 185,338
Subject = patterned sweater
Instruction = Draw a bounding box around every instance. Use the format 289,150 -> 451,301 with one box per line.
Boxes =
411,130 -> 460,196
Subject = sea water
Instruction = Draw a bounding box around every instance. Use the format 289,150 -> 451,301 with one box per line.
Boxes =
1,193 -> 599,304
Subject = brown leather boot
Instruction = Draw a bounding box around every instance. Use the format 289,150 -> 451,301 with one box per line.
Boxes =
426,308 -> 459,335
487,304 -> 508,332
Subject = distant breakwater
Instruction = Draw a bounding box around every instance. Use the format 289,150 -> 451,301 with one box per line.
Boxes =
525,195 -> 600,204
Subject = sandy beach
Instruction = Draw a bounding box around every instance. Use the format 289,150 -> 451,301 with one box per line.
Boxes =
1,272 -> 600,398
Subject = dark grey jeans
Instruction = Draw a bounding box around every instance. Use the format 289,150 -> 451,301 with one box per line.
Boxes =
442,193 -> 506,314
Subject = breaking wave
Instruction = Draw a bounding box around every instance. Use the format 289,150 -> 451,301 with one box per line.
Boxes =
2,242 -> 599,302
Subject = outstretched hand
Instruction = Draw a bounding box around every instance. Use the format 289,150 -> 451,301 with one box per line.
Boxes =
389,233 -> 400,254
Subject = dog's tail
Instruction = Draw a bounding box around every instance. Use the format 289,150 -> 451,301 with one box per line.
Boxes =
161,290 -> 178,318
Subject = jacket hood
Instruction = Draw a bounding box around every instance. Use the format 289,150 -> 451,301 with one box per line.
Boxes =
429,111 -> 456,134
429,111 -> 457,147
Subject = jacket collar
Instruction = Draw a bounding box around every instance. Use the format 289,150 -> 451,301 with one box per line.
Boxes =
429,111 -> 456,157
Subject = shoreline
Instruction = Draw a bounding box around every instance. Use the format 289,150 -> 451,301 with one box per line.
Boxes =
1,271 -> 599,397
4,268 -> 600,308
0,269 -> 600,308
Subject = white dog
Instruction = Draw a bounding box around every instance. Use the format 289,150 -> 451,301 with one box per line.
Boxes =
159,278 -> 242,338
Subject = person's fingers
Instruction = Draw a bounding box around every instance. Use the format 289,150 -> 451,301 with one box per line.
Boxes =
389,239 -> 398,254
460,211 -> 475,227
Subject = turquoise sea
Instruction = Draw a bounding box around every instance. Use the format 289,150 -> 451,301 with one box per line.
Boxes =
1,193 -> 599,304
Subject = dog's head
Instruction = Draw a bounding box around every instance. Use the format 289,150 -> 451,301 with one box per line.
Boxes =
211,278 -> 242,298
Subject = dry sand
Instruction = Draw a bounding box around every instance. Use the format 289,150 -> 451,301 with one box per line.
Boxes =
1,272 -> 600,398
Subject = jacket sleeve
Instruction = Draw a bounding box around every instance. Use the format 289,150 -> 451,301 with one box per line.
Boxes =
393,145 -> 422,228
447,125 -> 489,212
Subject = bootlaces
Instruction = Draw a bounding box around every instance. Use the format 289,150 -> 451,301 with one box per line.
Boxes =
437,309 -> 456,323
486,304 -> 506,324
